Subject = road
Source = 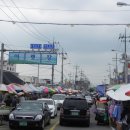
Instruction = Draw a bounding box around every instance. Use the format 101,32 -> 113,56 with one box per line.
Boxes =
0,105 -> 112,130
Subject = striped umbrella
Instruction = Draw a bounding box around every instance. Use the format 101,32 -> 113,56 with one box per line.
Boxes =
0,84 -> 8,92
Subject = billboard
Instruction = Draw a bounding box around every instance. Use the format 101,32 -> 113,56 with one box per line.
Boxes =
9,52 -> 57,65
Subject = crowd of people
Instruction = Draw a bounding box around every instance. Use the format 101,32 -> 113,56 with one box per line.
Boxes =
0,92 -> 50,108
94,95 -> 130,130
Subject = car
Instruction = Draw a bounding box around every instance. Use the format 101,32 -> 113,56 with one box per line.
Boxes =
52,94 -> 66,110
9,100 -> 51,130
59,95 -> 90,126
85,95 -> 93,106
37,98 -> 57,118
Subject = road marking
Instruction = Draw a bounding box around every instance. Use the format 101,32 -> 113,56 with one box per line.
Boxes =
50,121 -> 59,130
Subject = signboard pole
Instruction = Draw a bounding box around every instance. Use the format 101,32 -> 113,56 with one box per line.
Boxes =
0,43 -> 4,84
52,41 -> 55,87
37,64 -> 39,86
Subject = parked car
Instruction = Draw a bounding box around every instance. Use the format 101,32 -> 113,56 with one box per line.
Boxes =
59,95 -> 90,126
37,98 -> 57,118
52,94 -> 66,110
9,100 -> 51,130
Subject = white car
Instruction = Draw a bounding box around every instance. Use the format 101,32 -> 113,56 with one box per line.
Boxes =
85,96 -> 93,105
37,98 -> 57,118
52,94 -> 66,110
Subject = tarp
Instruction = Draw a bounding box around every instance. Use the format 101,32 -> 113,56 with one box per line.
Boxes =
96,84 -> 106,97
3,71 -> 25,85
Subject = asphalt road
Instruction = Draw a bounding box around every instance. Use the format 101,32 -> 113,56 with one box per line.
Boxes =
0,105 -> 112,130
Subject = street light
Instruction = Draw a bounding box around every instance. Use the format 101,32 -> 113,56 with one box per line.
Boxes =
117,2 -> 130,6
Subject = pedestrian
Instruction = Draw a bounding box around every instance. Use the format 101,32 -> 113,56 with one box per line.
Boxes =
19,94 -> 25,102
4,95 -> 12,107
11,95 -> 18,108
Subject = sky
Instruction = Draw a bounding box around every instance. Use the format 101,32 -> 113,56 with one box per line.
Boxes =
0,0 -> 130,86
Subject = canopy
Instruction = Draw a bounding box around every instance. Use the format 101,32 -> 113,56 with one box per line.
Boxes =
21,84 -> 33,93
0,84 -> 8,92
28,84 -> 41,93
106,84 -> 130,101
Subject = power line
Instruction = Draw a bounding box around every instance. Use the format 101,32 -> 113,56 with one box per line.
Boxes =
1,0 -> 49,42
10,0 -> 50,41
0,19 -> 129,26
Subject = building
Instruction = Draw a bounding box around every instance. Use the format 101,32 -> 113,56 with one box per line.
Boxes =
0,60 -> 16,73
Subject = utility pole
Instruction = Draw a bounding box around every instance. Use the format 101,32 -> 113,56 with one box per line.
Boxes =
119,28 -> 130,84
74,65 -> 79,90
61,48 -> 64,86
37,64 -> 39,86
52,41 -> 55,87
115,53 -> 118,83
68,73 -> 72,88
60,48 -> 67,86
112,52 -> 118,84
108,63 -> 112,84
0,43 -> 4,85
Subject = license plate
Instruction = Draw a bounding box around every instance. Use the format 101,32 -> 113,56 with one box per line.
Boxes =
71,111 -> 79,116
19,121 -> 27,126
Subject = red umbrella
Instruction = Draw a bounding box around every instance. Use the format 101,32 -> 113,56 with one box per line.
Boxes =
125,90 -> 130,96
43,87 -> 49,94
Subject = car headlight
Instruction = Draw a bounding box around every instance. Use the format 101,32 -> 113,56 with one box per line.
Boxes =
9,113 -> 14,120
35,115 -> 42,121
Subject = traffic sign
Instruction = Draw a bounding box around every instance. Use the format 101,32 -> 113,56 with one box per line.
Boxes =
30,44 -> 42,49
43,44 -> 55,49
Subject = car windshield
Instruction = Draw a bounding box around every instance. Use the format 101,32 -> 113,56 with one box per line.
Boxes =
63,99 -> 87,109
17,102 -> 43,111
52,95 -> 66,100
39,100 -> 53,105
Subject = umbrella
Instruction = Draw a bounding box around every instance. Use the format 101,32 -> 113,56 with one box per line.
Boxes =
107,84 -> 121,91
17,92 -> 24,96
0,84 -> 8,92
21,84 -> 33,93
125,90 -> 130,96
57,86 -> 62,90
48,88 -> 55,94
43,87 -> 49,94
29,84 -> 41,93
106,90 -> 115,99
7,85 -> 17,94
8,84 -> 23,92
114,84 -> 130,101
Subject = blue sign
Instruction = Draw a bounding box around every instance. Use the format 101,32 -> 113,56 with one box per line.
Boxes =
41,53 -> 57,65
43,44 -> 55,49
30,44 -> 42,49
9,52 -> 57,65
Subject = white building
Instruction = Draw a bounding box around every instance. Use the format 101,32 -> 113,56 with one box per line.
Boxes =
1,60 -> 16,72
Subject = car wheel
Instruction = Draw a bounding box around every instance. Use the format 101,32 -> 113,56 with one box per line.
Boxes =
86,119 -> 90,127
59,118 -> 64,126
9,125 -> 15,130
39,120 -> 45,130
